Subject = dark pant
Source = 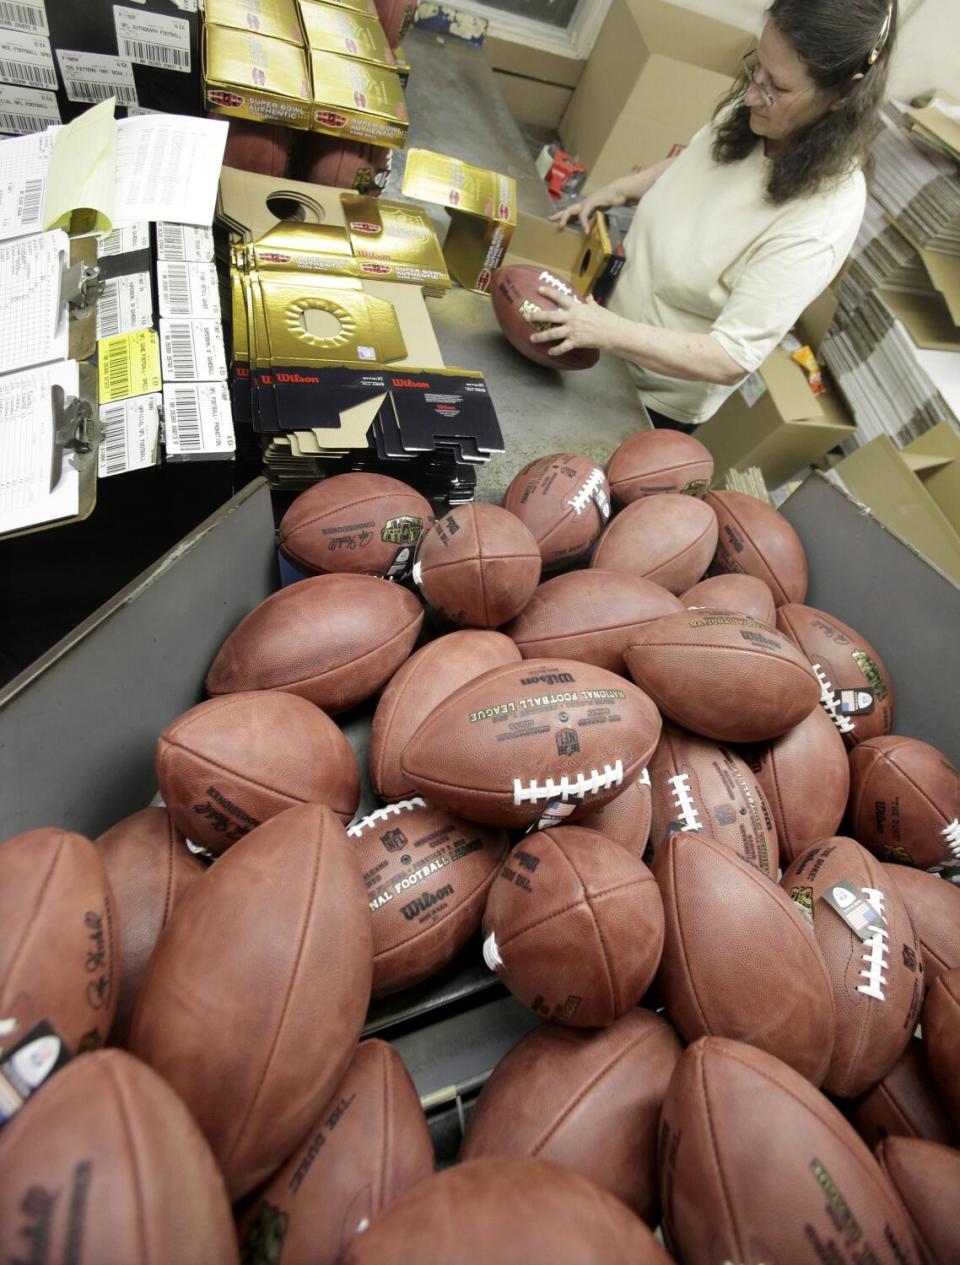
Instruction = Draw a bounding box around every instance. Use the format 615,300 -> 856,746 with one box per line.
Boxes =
645,406 -> 697,435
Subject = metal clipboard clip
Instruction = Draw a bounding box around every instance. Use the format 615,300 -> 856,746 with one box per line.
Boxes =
60,259 -> 103,313
50,384 -> 100,492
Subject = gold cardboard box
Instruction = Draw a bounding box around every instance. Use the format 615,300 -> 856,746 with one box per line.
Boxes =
299,0 -> 395,69
204,24 -> 313,129
401,148 -> 613,295
310,48 -> 407,146
303,0 -> 378,16
204,0 -> 304,45
394,42 -> 410,88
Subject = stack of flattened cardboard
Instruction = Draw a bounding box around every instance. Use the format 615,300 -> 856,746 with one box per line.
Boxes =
218,165 -> 505,506
820,107 -> 960,454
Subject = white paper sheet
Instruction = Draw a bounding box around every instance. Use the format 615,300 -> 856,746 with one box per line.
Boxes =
114,113 -> 228,226
0,359 -> 79,535
0,228 -> 69,374
0,128 -> 54,240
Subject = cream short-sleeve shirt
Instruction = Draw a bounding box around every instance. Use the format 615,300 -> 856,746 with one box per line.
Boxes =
607,119 -> 866,425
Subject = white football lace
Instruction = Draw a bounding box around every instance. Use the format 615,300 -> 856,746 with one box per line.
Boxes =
567,467 -> 606,516
668,773 -> 702,832
855,887 -> 889,1002
513,761 -> 624,806
483,930 -> 504,971
411,560 -> 423,586
813,664 -> 856,735
942,820 -> 960,859
639,767 -> 651,788
347,797 -> 426,837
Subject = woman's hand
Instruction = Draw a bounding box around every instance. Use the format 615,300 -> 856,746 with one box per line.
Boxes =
549,184 -> 627,233
528,289 -> 622,358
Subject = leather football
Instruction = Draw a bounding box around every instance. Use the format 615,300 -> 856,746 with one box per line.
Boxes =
95,806 -> 205,1046
607,429 -> 713,504
883,864 -> 960,989
780,838 -> 923,1098
653,831 -> 835,1084
744,702 -> 850,866
295,134 -> 391,194
129,803 -> 373,1200
575,769 -> 653,856
342,1158 -> 674,1265
156,690 -> 360,853
482,827 -> 664,1027
277,473 -> 431,577
502,452 -> 610,568
490,265 -> 600,371
412,503 -> 541,628
460,1007 -> 681,1223
682,572 -> 776,624
505,570 -> 682,674
206,574 -> 424,713
239,1040 -> 434,1265
0,826 -> 118,1053
0,1049 -> 237,1264
369,629 -> 521,802
876,1136 -> 960,1265
221,116 -> 291,176
853,1039 -> 960,1151
659,1037 -> 919,1265
400,657 -> 662,828
590,493 -> 718,594
625,608 -> 820,742
647,720 -> 778,875
849,737 -> 960,867
776,603 -> 895,746
347,797 -> 509,994
706,489 -> 809,605
923,968 -> 960,1124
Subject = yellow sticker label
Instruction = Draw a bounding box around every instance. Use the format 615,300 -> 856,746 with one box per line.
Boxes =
98,330 -> 162,404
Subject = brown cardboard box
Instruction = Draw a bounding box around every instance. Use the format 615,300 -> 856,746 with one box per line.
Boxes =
696,349 -> 857,489
834,429 -> 960,586
559,0 -> 751,192
485,37 -> 582,130
493,74 -> 574,131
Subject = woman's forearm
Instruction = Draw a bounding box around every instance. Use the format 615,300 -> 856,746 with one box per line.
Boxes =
607,317 -> 745,386
609,158 -> 676,205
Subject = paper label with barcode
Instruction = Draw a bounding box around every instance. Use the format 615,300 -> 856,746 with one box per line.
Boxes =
163,382 -> 235,459
0,130 -> 52,234
0,82 -> 58,133
98,393 -> 160,477
738,372 -> 767,408
0,0 -> 48,36
156,221 -> 214,262
157,260 -> 220,319
56,50 -> 139,107
159,318 -> 226,382
96,271 -> 153,340
98,329 -> 162,404
114,5 -> 191,73
0,29 -> 56,90
96,221 -> 150,257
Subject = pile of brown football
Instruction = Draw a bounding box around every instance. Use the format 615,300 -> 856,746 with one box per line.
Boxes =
2,431 -> 958,1265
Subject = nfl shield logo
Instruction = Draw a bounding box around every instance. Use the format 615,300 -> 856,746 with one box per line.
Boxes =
555,728 -> 580,757
380,828 -> 408,853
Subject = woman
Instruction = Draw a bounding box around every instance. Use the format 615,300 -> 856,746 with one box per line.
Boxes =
534,0 -> 896,433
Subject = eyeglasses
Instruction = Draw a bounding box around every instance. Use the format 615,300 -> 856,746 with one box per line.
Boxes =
742,52 -> 780,108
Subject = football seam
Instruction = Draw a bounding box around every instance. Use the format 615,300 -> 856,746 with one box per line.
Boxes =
1,832 -> 67,1004
158,736 -> 338,814
162,815 -> 178,927
665,840 -> 713,1035
528,1024 -> 671,1156
594,512 -> 713,575
871,1079 -> 916,1137
476,520 -> 490,626
646,518 -> 717,583
378,1046 -> 391,1209
718,1043 -> 907,1198
495,877 -> 655,950
226,836 -> 323,1169
515,613 -> 667,646
549,838 -> 618,1020
612,457 -> 710,488
698,1045 -> 747,1258
712,500 -> 793,605
213,615 -> 422,695
104,1057 -> 150,1263
418,550 -> 541,573
877,1156 -> 939,1265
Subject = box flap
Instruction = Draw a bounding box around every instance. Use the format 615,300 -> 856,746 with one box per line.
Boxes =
624,0 -> 752,75
904,420 -> 960,536
401,149 -> 517,226
907,92 -> 960,162
881,286 -> 960,353
760,348 -> 824,422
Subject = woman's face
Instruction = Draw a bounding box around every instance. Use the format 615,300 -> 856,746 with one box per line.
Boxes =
745,21 -> 840,153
